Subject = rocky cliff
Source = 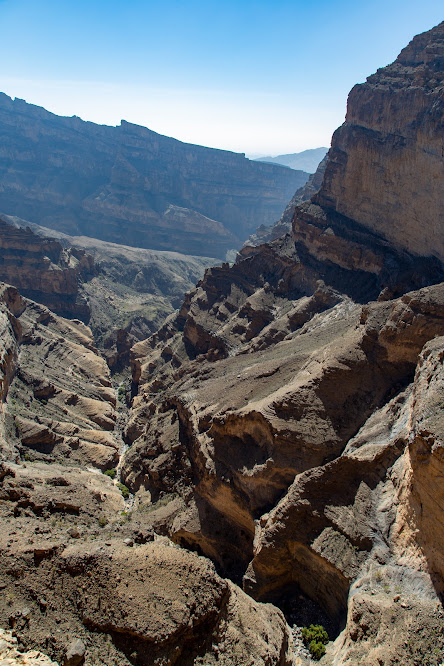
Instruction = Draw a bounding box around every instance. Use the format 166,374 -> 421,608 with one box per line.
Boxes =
0,213 -> 218,368
0,95 -> 308,258
118,22 -> 444,665
0,281 -> 297,666
0,21 -> 443,666
0,217 -> 93,321
314,21 -> 444,262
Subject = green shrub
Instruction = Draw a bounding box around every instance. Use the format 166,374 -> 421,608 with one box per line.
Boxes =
117,482 -> 130,499
98,515 -> 108,527
104,468 -> 116,479
309,640 -> 326,660
302,624 -> 329,660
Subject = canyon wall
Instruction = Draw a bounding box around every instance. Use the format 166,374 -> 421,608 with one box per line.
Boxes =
315,21 -> 444,262
0,218 -> 93,320
0,95 -> 308,258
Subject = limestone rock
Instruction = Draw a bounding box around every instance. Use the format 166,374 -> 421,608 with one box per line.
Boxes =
0,218 -> 93,321
315,21 -> 444,262
63,640 -> 85,666
0,283 -> 121,469
0,628 -> 59,666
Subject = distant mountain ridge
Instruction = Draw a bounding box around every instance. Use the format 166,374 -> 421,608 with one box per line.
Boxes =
0,93 -> 309,259
255,146 -> 328,173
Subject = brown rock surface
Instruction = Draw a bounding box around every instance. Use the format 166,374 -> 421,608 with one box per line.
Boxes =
0,283 -> 121,469
315,21 -> 444,261
120,30 -> 444,645
0,218 -> 93,321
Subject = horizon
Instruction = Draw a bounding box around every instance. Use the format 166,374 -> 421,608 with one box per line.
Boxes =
0,0 -> 442,155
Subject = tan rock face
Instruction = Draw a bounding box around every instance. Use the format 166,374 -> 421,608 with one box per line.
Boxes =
0,283 -> 120,470
0,628 -> 59,666
123,238 -> 444,663
315,21 -> 444,262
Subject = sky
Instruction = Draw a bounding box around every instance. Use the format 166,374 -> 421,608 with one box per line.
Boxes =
0,0 -> 442,156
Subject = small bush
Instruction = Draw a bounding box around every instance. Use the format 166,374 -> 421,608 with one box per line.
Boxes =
302,624 -> 329,661
104,468 -> 116,479
98,515 -> 108,527
117,482 -> 130,499
309,640 -> 326,660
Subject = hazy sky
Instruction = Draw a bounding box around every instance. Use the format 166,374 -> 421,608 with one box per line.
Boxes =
0,0 -> 442,155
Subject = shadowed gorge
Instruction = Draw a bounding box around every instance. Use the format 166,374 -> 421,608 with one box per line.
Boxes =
0,20 -> 443,666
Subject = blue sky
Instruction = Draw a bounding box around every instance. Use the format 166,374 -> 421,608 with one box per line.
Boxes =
0,0 -> 442,155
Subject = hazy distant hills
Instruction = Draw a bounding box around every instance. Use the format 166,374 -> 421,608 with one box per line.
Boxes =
255,147 -> 328,173
0,93 -> 309,259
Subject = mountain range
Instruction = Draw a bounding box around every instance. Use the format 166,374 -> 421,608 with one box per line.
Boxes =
0,94 -> 309,259
255,147 -> 328,173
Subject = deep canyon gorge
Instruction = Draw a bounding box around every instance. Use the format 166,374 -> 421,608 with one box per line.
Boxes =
0,20 -> 443,666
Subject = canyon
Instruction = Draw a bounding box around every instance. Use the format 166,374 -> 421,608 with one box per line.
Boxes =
0,94 -> 308,259
0,20 -> 443,666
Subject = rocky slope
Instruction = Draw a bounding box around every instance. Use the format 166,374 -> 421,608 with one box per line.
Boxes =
0,282 -> 297,666
0,214 -> 217,370
0,21 -> 443,666
0,95 -> 308,258
118,22 -> 444,665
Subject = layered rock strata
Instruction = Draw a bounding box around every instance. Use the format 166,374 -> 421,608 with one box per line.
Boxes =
120,22 -> 444,664
0,218 -> 93,321
0,94 -> 308,258
0,283 -> 121,470
314,21 -> 444,261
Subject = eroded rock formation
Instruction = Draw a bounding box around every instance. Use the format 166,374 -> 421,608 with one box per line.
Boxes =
0,218 -> 93,321
315,21 -> 444,261
118,22 -> 444,664
0,20 -> 443,666
0,283 -> 120,470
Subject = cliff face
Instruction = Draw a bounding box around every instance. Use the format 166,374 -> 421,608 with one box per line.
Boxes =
244,154 -> 328,247
315,21 -> 444,261
116,22 -> 444,665
0,21 -> 443,666
0,217 -> 93,320
0,95 -> 308,258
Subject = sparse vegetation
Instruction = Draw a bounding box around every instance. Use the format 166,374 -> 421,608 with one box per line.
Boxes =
302,624 -> 329,661
104,468 -> 116,479
117,482 -> 130,499
98,515 -> 108,527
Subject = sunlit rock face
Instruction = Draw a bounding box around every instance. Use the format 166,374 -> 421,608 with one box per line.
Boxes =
315,21 -> 444,262
118,22 -> 444,665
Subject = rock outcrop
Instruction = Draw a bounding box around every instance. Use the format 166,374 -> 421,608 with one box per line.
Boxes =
314,21 -> 444,262
0,218 -> 93,321
0,283 -> 121,470
0,21 -> 443,666
0,95 -> 308,258
118,22 -> 444,665
0,451 -> 296,665
0,213 -> 218,364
